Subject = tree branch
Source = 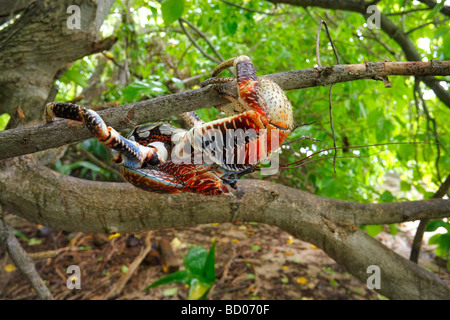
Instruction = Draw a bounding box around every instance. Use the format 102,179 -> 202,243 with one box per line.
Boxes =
1,157 -> 449,299
1,60 -> 449,160
0,216 -> 54,300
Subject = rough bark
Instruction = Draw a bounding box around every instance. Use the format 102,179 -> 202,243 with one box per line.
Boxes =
268,0 -> 450,108
0,0 -> 116,128
1,60 -> 449,160
0,157 -> 449,299
0,217 -> 54,300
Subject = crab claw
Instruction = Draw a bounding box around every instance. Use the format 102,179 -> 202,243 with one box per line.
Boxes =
45,102 -> 168,169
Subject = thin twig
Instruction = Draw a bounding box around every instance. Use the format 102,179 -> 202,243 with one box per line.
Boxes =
414,80 -> 442,182
406,18 -> 450,34
386,8 -> 431,16
103,231 -> 153,299
219,0 -> 281,15
0,217 -> 54,300
329,84 -> 337,172
410,174 -> 450,263
316,20 -> 339,172
277,141 -> 444,169
178,19 -> 221,64
73,144 -> 126,182
179,18 -> 224,62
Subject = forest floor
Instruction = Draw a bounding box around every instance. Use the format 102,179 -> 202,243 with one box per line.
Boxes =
0,214 -> 448,300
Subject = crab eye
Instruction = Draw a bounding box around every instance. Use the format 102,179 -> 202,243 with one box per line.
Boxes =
148,153 -> 160,166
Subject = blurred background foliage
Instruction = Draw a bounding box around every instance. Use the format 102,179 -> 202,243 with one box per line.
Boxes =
30,0 -> 450,264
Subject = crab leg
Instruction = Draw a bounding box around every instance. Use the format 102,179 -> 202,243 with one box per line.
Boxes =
209,55 -> 270,119
45,102 -> 168,168
179,111 -> 205,128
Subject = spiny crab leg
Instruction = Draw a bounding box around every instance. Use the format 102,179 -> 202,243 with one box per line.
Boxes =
203,55 -> 270,120
179,111 -> 205,128
45,102 -> 168,169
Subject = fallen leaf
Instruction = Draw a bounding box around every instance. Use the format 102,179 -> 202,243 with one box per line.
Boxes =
5,264 -> 16,272
296,277 -> 308,284
109,233 -> 121,240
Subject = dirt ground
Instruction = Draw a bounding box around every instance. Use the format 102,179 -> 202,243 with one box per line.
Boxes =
0,214 -> 447,300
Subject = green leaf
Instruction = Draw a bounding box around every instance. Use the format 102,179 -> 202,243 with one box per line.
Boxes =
426,2 -> 445,20
60,68 -> 87,87
184,246 -> 208,276
163,287 -> 178,296
388,224 -> 399,236
365,225 -> 383,237
0,113 -> 10,131
144,270 -> 189,291
203,240 -> 216,283
161,0 -> 184,25
27,238 -> 43,246
188,278 -> 211,300
428,233 -> 441,245
400,181 -> 411,192
379,190 -> 395,203
426,220 -> 448,232
121,265 -> 129,274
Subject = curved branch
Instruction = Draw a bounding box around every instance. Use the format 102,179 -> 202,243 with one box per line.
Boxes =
1,60 -> 449,160
1,157 -> 449,299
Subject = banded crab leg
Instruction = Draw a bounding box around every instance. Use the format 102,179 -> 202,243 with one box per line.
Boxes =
45,102 -> 169,169
201,55 -> 270,120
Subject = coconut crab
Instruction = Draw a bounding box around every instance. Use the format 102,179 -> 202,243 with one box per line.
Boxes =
46,56 -> 294,195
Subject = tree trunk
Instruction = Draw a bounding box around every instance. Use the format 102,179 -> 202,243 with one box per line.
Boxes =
0,0 -> 116,128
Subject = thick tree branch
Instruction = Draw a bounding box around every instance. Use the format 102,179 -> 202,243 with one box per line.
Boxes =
267,0 -> 450,108
0,157 -> 448,299
1,60 -> 449,160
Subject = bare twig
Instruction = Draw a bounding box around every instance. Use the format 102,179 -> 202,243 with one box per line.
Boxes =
103,231 -> 153,299
178,18 -> 224,63
406,18 -> 450,34
328,84 -> 337,172
386,8 -> 431,16
73,144 -> 126,182
0,217 -> 54,300
219,0 -> 282,15
316,20 -> 339,172
178,19 -> 221,64
414,80 -> 442,182
410,174 -> 450,263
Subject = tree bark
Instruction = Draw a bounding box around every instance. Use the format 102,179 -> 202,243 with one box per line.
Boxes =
1,60 -> 449,160
0,157 -> 449,299
0,0 -> 116,128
